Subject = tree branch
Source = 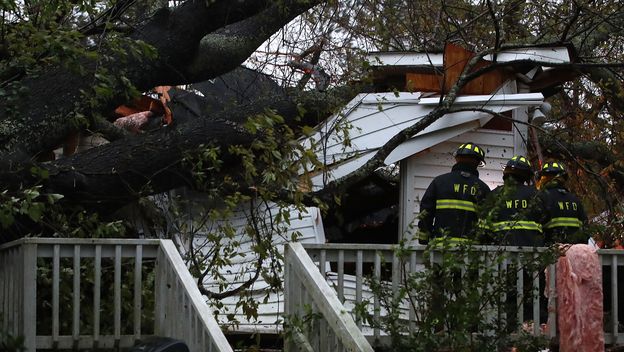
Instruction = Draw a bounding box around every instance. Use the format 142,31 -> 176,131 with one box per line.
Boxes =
0,0 -> 321,159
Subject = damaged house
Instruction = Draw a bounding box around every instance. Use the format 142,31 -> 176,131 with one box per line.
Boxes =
172,43 -> 577,341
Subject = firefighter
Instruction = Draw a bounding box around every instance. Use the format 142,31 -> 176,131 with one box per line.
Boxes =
536,162 -> 587,244
484,155 -> 544,247
417,142 -> 491,245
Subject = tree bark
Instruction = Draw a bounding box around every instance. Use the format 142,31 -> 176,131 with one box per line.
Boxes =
0,0 -> 320,158
3,81 -> 355,210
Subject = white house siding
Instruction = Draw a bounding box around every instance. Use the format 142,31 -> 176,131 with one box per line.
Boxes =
400,128 -> 524,241
192,204 -> 326,334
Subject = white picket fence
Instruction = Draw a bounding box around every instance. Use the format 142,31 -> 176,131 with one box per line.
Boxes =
285,242 -> 624,350
0,238 -> 233,352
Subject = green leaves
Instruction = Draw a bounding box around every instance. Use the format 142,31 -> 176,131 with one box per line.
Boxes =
0,327 -> 25,352
358,241 -> 557,351
0,186 -> 45,227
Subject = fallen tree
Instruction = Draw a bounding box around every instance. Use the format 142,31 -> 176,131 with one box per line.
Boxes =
2,0 -> 624,243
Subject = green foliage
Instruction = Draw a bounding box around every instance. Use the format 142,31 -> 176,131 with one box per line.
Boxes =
172,109 -> 322,328
35,256 -> 156,337
1,0 -> 158,128
0,327 -> 25,352
0,165 -> 126,241
0,166 -> 62,230
353,239 -> 557,352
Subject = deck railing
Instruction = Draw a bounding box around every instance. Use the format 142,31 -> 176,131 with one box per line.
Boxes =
286,242 -> 624,348
599,248 -> 624,345
0,238 -> 233,352
284,242 -> 374,352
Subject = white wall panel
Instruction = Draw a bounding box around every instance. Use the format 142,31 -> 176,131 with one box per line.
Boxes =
400,127 -> 527,242
182,204 -> 326,333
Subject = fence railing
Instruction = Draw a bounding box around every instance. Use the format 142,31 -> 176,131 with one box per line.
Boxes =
287,242 -> 624,348
284,242 -> 374,352
0,238 -> 233,352
599,248 -> 624,345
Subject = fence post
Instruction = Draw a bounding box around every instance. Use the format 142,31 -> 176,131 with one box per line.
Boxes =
154,246 -> 166,335
22,243 -> 37,352
283,244 -> 295,352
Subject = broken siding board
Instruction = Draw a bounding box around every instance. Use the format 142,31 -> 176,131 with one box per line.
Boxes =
366,52 -> 444,67
314,104 -> 429,155
323,103 -> 521,157
484,47 -> 572,64
307,92 -> 540,160
443,43 -> 509,95
367,47 -> 571,68
315,107 -> 516,177
406,72 -> 444,92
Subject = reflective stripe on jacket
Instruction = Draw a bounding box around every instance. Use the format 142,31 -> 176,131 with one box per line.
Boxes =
491,220 -> 542,232
544,217 -> 583,229
484,181 -> 544,247
435,199 -> 477,212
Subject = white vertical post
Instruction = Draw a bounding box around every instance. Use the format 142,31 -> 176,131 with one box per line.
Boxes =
134,245 -> 143,342
612,255 -> 618,344
356,250 -> 363,329
73,245 -> 81,344
547,263 -> 557,339
154,248 -> 165,335
94,245 -> 102,346
373,252 -> 381,340
337,250 -> 344,302
283,247 -> 293,352
392,251 -> 400,298
22,243 -> 37,352
52,245 -> 60,345
532,265 -> 540,336
114,245 -> 122,343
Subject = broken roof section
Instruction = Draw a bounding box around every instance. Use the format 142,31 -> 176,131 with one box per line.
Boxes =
303,43 -> 575,191
369,43 -> 574,95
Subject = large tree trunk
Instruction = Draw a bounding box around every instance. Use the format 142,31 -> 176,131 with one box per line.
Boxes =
0,0 -> 336,239
0,0 -> 320,158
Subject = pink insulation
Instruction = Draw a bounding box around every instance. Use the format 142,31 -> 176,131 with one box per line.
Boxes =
113,111 -> 154,134
555,244 -> 604,352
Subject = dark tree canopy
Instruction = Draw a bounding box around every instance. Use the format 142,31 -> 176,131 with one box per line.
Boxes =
1,0 -> 624,243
